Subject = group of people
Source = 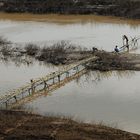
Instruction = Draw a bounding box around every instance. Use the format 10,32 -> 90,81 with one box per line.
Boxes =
114,35 -> 129,53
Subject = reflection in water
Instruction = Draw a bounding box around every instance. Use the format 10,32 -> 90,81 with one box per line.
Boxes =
76,70 -> 135,85
0,58 -> 58,94
23,70 -> 140,134
0,56 -> 34,67
0,54 -> 55,68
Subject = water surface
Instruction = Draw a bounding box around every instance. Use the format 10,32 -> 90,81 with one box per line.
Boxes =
0,14 -> 140,134
24,71 -> 140,134
0,14 -> 140,52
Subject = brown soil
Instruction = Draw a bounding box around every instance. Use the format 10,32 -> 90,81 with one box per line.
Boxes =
0,110 -> 140,140
87,51 -> 140,71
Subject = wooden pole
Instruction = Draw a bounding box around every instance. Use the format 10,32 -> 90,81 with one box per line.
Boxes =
53,78 -> 55,84
14,96 -> 17,102
5,102 -> 8,109
31,79 -> 35,94
58,75 -> 60,83
76,66 -> 79,73
43,80 -> 47,89
28,89 -> 31,95
66,71 -> 69,77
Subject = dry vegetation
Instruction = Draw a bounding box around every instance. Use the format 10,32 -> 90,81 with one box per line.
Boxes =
0,0 -> 140,19
0,36 -> 11,45
87,51 -> 140,71
0,110 -> 140,140
0,37 -> 92,65
1,36 -> 140,70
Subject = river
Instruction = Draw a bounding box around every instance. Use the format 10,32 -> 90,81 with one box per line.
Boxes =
0,13 -> 140,134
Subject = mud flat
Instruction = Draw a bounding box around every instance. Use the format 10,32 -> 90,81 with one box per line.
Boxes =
87,51 -> 140,71
0,110 -> 140,140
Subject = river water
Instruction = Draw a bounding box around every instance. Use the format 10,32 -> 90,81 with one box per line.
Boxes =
0,14 -> 140,134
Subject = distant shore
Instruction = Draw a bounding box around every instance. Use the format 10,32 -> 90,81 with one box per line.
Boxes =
0,13 -> 140,25
0,0 -> 140,19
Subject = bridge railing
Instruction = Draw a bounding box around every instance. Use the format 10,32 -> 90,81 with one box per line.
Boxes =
0,56 -> 97,109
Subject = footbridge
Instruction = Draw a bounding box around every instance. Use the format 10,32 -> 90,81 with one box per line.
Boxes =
0,56 -> 97,109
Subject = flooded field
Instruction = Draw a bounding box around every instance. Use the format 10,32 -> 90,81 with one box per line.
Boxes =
0,14 -> 140,134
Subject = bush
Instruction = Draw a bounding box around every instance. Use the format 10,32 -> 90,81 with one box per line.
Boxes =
0,36 -> 11,45
1,45 -> 12,56
24,43 -> 39,56
37,41 -> 70,64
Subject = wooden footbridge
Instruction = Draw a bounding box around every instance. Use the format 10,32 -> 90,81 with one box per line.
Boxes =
0,56 -> 97,110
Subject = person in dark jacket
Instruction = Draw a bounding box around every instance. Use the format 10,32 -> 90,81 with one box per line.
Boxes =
123,35 -> 129,51
114,45 -> 119,53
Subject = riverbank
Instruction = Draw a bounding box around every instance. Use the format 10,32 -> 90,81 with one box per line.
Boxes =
0,0 -> 140,19
1,38 -> 140,70
0,13 -> 140,24
0,110 -> 139,140
87,51 -> 140,71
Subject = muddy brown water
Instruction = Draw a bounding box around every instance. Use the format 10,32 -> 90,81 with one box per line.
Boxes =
0,13 -> 140,52
0,14 -> 140,134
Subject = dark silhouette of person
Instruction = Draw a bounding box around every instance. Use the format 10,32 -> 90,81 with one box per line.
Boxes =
123,35 -> 129,51
114,45 -> 119,53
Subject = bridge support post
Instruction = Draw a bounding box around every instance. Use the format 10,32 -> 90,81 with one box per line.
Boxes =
53,78 -> 55,84
28,89 -> 31,95
45,82 -> 49,90
5,102 -> 8,109
76,66 -> 79,73
66,71 -> 69,77
58,75 -> 60,83
31,79 -> 35,94
14,96 -> 17,102
44,80 -> 49,90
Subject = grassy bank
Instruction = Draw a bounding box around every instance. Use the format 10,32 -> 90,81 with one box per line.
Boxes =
0,110 -> 140,140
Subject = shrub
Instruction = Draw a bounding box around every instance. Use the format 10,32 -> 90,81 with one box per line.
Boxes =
24,43 -> 39,56
0,36 -> 11,45
1,45 -> 12,56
